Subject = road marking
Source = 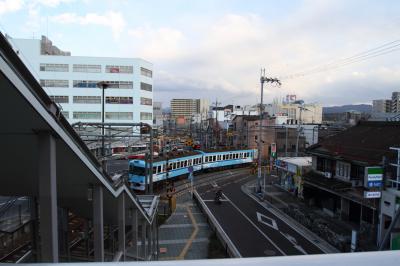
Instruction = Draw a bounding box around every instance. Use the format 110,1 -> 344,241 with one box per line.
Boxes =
222,192 -> 286,256
177,205 -> 199,259
279,232 -> 307,255
256,212 -> 279,230
244,185 -> 330,254
202,199 -> 229,202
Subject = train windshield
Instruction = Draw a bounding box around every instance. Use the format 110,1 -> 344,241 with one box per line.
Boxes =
129,165 -> 145,176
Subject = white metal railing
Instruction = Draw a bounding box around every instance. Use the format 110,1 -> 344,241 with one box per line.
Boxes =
16,251 -> 400,265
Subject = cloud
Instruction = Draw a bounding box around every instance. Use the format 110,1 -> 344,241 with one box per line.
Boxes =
51,11 -> 126,39
123,1 -> 400,106
0,0 -> 23,15
35,0 -> 75,8
127,26 -> 184,60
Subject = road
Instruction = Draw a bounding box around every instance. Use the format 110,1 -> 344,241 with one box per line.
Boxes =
196,171 -> 326,257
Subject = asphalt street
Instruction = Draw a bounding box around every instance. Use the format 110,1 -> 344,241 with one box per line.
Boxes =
196,171 -> 325,257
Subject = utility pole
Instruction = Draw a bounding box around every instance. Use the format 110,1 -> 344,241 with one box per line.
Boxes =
295,105 -> 309,157
212,99 -> 221,148
257,69 -> 281,194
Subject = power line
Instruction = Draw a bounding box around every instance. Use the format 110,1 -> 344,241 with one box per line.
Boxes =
280,39 -> 400,80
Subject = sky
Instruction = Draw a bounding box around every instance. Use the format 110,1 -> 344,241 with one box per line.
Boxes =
0,0 -> 400,107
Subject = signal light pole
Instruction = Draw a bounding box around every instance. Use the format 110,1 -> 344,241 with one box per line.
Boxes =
256,69 -> 281,195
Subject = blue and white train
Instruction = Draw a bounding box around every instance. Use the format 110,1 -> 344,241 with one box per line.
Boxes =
128,149 -> 257,191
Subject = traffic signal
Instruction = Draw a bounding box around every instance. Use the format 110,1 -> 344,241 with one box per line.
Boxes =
271,143 -> 276,158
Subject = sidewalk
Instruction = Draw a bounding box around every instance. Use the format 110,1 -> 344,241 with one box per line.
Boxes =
158,192 -> 212,260
243,179 -> 349,252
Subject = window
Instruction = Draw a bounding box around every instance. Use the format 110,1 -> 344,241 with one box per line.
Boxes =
61,111 -> 69,118
105,112 -> 133,120
40,63 -> 68,72
73,80 -> 98,88
140,67 -> 152,77
140,112 -> 152,120
72,64 -> 101,73
40,79 -> 69,88
73,80 -> 133,89
213,156 -> 216,161
183,161 -> 187,167
106,65 -> 133,74
205,157 -> 208,163
73,96 -> 101,104
106,96 -> 133,104
73,112 -> 101,120
336,161 -> 350,179
141,97 -> 152,106
140,82 -> 152,92
49,95 -> 69,103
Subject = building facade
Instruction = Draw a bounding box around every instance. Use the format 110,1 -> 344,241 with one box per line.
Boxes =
232,115 -> 306,161
265,102 -> 323,124
153,101 -> 163,128
305,121 -> 400,250
8,36 -> 153,125
373,99 -> 392,113
392,92 -> 400,113
170,98 -> 209,124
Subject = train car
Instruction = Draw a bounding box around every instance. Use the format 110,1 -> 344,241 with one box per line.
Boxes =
128,148 -> 256,191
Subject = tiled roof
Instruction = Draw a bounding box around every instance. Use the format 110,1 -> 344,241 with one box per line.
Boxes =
307,121 -> 400,164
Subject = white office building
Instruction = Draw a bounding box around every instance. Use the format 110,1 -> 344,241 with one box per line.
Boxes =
7,35 -> 153,125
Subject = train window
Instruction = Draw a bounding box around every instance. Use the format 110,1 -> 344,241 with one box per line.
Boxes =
184,160 -> 187,167
230,154 -> 233,159
157,166 -> 161,173
129,165 -> 145,176
213,155 -> 216,161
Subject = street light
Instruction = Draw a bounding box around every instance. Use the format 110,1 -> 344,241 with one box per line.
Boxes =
97,81 -> 109,158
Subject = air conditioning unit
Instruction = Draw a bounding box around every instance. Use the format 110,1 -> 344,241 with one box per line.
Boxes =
324,172 -> 332,178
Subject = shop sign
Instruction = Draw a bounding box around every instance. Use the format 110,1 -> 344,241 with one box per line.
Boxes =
367,181 -> 382,188
364,166 -> 383,188
364,191 -> 381,199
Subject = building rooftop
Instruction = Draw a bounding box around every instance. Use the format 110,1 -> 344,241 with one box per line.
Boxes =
307,121 -> 400,164
277,157 -> 312,167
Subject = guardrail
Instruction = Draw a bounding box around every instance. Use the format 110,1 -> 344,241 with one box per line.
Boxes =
193,190 -> 241,258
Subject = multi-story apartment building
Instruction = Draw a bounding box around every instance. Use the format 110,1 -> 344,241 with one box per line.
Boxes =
392,92 -> 400,113
7,36 -> 153,125
373,99 -> 392,113
170,98 -> 209,123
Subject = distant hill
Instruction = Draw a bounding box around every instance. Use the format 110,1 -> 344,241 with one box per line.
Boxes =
323,104 -> 372,114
